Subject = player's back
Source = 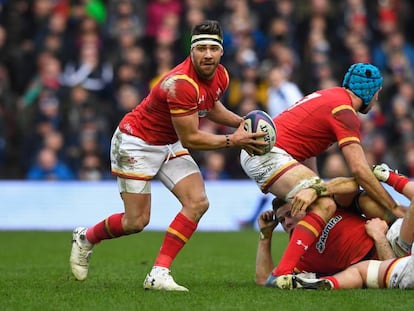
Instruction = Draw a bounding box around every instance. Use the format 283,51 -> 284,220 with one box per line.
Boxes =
274,87 -> 359,162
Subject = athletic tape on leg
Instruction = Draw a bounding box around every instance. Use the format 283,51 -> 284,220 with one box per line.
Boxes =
285,177 -> 322,202
366,260 -> 381,288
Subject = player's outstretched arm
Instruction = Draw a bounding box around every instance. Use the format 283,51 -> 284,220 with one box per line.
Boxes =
341,143 -> 403,217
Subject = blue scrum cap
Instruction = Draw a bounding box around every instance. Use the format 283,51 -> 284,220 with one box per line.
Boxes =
342,63 -> 383,107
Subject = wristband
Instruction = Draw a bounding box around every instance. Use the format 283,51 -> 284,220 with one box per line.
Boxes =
225,134 -> 230,148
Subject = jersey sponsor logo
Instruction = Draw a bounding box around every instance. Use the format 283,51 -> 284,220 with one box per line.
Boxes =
254,165 -> 274,183
316,215 -> 342,253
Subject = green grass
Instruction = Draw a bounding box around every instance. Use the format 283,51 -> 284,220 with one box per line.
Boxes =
1,231 -> 414,311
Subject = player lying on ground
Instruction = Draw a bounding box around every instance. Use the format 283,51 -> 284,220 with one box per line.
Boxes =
256,164 -> 414,285
272,242 -> 414,290
292,163 -> 414,257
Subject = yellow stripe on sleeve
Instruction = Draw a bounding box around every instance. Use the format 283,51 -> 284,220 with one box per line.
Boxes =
332,105 -> 356,115
297,220 -> 320,237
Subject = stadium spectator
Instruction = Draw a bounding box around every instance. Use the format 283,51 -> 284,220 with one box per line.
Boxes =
225,48 -> 267,112
0,0 -> 412,184
78,152 -> 112,181
69,20 -> 266,292
320,151 -> 350,179
105,0 -> 144,46
200,150 -> 231,181
241,63 -> 404,281
60,40 -> 113,94
26,146 -> 75,180
265,65 -> 303,118
0,61 -> 17,178
144,0 -> 183,54
113,83 -> 142,122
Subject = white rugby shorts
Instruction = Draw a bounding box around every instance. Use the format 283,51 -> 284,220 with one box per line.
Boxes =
385,218 -> 411,257
110,127 -> 200,193
240,146 -> 298,193
387,245 -> 414,289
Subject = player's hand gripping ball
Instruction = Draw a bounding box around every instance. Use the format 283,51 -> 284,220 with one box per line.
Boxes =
244,110 -> 276,155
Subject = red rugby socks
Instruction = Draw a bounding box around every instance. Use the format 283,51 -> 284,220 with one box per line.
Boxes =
386,171 -> 410,194
322,276 -> 339,289
154,212 -> 198,268
86,213 -> 126,244
272,212 -> 326,276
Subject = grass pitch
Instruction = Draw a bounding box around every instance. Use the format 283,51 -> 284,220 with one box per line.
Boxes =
1,230 -> 413,311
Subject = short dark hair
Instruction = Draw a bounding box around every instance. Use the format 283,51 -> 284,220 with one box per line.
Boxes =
271,197 -> 287,213
191,20 -> 223,39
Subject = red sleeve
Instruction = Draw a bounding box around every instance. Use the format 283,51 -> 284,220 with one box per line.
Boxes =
331,106 -> 361,147
165,75 -> 199,117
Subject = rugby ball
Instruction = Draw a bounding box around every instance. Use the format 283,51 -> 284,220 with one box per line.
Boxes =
244,110 -> 276,155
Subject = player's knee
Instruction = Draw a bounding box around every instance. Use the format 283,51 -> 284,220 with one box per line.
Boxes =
183,195 -> 209,221
195,195 -> 209,216
123,215 -> 150,233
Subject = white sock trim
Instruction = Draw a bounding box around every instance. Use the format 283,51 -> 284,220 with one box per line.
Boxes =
366,260 -> 381,288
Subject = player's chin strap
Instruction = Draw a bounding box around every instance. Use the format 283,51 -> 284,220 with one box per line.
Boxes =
285,177 -> 328,203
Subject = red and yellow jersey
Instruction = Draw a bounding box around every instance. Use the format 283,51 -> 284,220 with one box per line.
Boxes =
295,210 -> 375,275
274,87 -> 361,162
118,56 -> 229,145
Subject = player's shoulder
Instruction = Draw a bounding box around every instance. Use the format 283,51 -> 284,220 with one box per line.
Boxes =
319,87 -> 356,114
160,70 -> 199,95
215,64 -> 230,88
217,64 -> 229,79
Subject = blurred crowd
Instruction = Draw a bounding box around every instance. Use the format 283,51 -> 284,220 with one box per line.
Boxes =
0,0 -> 414,181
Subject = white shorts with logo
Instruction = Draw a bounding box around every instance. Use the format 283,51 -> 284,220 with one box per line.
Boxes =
110,127 -> 200,193
386,218 -> 411,257
240,146 -> 298,193
387,244 -> 414,289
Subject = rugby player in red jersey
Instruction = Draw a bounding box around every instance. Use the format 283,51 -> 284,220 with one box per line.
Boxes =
69,20 -> 266,291
256,165 -> 414,287
241,63 -> 406,282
